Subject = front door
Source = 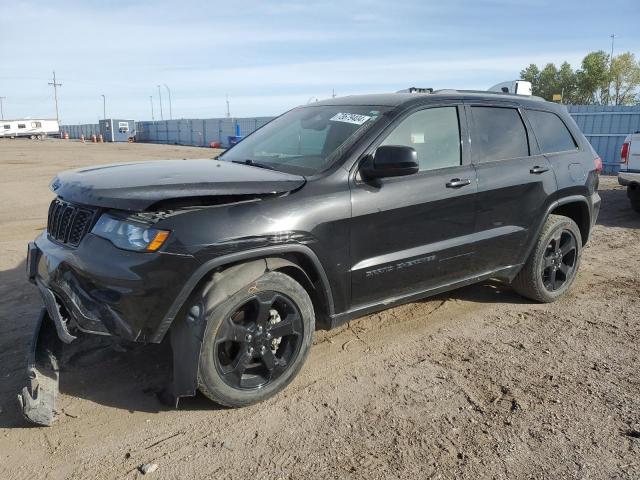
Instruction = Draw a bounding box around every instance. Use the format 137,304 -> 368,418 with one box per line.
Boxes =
349,105 -> 477,307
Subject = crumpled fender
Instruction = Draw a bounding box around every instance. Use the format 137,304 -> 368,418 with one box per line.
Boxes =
17,309 -> 63,426
159,257 -> 311,407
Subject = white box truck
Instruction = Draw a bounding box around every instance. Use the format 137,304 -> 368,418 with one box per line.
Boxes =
0,119 -> 60,139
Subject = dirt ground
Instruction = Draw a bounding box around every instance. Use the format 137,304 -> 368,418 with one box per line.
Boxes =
0,139 -> 638,479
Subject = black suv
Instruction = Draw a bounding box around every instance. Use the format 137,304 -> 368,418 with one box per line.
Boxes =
21,91 -> 601,425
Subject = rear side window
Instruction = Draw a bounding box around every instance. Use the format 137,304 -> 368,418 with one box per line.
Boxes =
470,107 -> 529,162
381,106 -> 461,171
526,109 -> 578,154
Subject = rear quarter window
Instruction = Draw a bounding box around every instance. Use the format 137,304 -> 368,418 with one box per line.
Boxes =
526,109 -> 578,154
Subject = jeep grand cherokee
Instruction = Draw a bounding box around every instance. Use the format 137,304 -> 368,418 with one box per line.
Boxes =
20,90 -> 601,425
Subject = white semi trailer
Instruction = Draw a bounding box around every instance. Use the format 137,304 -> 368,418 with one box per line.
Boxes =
0,119 -> 60,139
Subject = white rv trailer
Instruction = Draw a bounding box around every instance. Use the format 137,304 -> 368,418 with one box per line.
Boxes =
0,119 -> 60,139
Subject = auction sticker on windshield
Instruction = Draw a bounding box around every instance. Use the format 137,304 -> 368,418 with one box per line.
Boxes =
330,113 -> 371,125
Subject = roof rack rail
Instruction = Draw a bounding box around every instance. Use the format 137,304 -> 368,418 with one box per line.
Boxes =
394,86 -> 546,101
432,89 -> 546,101
396,87 -> 434,94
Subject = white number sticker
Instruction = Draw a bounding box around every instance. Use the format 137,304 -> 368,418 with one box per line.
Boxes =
329,113 -> 371,125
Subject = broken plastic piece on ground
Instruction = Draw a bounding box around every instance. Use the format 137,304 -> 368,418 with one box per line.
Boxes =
17,309 -> 62,426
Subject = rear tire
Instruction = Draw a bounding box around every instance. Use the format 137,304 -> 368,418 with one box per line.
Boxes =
629,186 -> 640,213
511,214 -> 582,303
197,271 -> 314,407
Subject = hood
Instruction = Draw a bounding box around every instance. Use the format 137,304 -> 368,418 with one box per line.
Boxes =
50,159 -> 306,211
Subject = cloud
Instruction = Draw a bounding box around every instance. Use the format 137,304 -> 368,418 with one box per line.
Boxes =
2,0 -> 638,122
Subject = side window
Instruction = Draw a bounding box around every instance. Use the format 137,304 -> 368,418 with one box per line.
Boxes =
471,107 -> 529,162
380,107 -> 460,171
526,109 -> 578,154
3,125 -> 9,130
18,123 -> 26,129
32,121 -> 42,128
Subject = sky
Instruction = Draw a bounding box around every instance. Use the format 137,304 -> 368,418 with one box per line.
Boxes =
1,0 -> 639,124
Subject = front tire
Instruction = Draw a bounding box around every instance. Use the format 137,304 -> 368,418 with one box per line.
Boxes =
197,271 -> 314,407
511,214 -> 582,303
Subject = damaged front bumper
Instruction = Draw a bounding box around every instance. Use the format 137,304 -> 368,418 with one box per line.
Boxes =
19,236 -> 207,426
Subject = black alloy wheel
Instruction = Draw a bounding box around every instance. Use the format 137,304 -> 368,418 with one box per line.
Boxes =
214,291 -> 303,390
197,270 -> 314,407
511,214 -> 582,303
541,229 -> 578,292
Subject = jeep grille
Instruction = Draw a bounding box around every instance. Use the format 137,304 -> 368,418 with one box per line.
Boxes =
47,198 -> 96,247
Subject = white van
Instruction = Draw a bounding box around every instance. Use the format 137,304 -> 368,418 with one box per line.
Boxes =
618,131 -> 640,213
0,119 -> 60,139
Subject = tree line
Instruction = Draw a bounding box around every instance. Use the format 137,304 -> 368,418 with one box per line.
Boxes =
520,51 -> 640,105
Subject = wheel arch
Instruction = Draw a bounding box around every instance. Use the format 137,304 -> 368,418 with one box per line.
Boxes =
513,195 -> 592,282
150,245 -> 335,343
548,197 -> 591,245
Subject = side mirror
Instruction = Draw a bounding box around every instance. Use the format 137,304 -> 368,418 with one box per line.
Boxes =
361,145 -> 419,180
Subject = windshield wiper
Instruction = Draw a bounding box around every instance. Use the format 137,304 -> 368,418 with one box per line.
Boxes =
231,159 -> 275,170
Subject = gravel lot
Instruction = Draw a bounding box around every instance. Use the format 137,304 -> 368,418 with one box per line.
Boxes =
0,139 -> 638,479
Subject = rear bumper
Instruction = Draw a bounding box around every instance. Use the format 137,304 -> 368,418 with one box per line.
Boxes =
618,170 -> 640,186
29,232 -> 199,343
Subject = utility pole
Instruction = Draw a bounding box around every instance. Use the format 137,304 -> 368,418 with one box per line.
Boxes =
225,94 -> 230,118
609,34 -> 616,105
610,34 -> 615,64
332,88 -> 336,98
0,96 -> 5,120
150,95 -> 154,120
163,84 -> 172,119
48,71 -> 62,123
101,94 -> 106,119
157,85 -> 164,120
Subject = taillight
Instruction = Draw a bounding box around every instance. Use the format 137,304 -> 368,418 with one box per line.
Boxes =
621,142 -> 629,164
594,157 -> 602,173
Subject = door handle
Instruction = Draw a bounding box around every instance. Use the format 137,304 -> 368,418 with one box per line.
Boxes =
530,166 -> 549,174
446,178 -> 471,188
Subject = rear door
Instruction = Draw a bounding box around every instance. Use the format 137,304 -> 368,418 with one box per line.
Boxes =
349,104 -> 477,307
467,103 -> 557,273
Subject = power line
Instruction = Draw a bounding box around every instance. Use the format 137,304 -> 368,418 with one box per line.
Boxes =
48,71 -> 62,123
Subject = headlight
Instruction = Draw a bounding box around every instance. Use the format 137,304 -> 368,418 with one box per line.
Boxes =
91,214 -> 170,252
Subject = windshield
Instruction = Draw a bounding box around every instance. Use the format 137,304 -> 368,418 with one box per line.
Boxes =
220,105 -> 389,175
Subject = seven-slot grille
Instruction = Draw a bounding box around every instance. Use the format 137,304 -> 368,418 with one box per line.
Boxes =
47,198 -> 96,246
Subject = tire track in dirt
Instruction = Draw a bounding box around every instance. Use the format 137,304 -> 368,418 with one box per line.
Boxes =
0,144 -> 638,479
